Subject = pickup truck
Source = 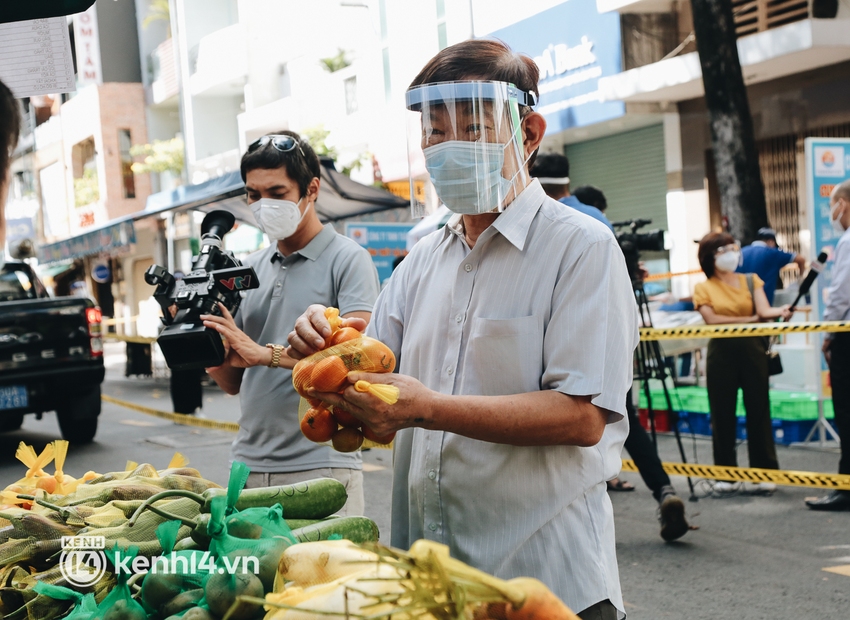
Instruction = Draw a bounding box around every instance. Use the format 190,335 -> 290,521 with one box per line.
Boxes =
0,260 -> 104,443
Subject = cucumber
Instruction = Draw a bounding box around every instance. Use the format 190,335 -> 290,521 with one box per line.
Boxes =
202,477 -> 347,519
284,515 -> 340,530
290,516 -> 379,544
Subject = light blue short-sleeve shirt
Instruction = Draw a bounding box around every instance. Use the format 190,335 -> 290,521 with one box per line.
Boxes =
232,225 -> 380,472
368,181 -> 638,616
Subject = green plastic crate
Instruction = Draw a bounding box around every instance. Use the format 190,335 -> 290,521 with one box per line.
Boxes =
637,386 -> 833,420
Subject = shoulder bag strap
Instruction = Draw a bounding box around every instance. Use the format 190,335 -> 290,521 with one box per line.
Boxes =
745,273 -> 755,315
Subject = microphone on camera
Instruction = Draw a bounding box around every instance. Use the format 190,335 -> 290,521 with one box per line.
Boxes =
790,251 -> 828,311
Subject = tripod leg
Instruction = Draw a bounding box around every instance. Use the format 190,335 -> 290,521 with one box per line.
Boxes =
653,342 -> 697,500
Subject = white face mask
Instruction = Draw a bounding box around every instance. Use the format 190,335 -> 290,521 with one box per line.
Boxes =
714,251 -> 741,273
250,197 -> 311,240
832,201 -> 847,235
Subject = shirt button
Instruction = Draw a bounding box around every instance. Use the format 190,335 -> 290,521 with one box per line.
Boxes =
275,282 -> 282,288
455,315 -> 462,323
447,368 -> 453,375
428,470 -> 436,480
429,522 -> 438,531
464,264 -> 472,272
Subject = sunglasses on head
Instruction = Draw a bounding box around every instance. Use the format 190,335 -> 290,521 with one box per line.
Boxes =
250,134 -> 305,156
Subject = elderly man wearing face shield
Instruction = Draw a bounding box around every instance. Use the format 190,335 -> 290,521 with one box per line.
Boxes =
288,40 -> 639,620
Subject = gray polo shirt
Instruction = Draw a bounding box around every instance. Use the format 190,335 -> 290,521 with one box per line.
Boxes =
232,225 -> 380,472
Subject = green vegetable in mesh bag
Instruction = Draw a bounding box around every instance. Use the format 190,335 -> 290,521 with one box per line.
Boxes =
92,545 -> 147,620
141,521 -> 210,615
225,504 -> 297,542
207,496 -> 293,592
32,582 -> 98,620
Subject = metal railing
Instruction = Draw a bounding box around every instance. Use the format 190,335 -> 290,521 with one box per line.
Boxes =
733,0 -> 811,36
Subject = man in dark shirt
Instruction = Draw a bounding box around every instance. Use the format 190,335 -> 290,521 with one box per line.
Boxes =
738,228 -> 806,304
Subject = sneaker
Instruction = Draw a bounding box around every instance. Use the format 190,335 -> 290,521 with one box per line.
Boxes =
659,488 -> 689,542
746,482 -> 777,494
714,481 -> 739,492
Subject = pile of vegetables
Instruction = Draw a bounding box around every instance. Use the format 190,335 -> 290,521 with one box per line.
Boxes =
258,539 -> 580,619
293,308 -> 399,452
0,445 -> 378,620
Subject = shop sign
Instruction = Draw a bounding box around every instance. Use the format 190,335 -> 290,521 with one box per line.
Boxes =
804,138 -> 850,394
91,263 -> 110,284
488,0 -> 624,134
385,180 -> 426,205
72,5 -> 102,87
38,220 -> 136,264
5,218 -> 35,242
345,222 -> 414,284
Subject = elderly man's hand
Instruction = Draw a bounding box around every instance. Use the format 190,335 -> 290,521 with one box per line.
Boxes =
286,304 -> 368,360
308,372 -> 434,437
202,303 -> 267,368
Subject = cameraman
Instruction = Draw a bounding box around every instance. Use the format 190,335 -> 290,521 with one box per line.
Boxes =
201,131 -> 379,514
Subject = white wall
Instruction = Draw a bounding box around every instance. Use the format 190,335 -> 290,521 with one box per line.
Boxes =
192,95 -> 243,159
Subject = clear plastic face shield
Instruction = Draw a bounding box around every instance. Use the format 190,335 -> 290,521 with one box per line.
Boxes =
405,81 -> 536,218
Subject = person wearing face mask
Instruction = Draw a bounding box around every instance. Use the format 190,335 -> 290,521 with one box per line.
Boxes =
693,232 -> 793,492
806,180 -> 850,511
287,40 -> 639,620
199,129 -> 379,511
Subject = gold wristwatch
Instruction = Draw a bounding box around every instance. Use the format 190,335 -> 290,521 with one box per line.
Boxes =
265,343 -> 285,368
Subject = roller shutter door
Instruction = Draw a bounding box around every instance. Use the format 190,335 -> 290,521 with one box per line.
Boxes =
564,124 -> 668,229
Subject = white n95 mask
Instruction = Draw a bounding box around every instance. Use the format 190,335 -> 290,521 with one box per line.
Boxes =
424,141 -> 514,215
250,197 -> 311,240
714,251 -> 741,273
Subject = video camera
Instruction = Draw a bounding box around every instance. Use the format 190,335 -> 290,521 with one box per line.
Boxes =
145,210 -> 259,370
612,218 -> 666,285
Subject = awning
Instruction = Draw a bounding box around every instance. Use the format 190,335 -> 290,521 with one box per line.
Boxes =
37,261 -> 76,278
145,157 -> 410,224
38,220 -> 137,265
35,157 -> 409,265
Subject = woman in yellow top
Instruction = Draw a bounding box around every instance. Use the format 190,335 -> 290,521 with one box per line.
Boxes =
693,232 -> 793,492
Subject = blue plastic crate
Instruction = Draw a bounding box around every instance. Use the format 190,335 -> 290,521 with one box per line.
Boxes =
773,419 -> 817,445
736,417 -> 783,442
676,411 -> 711,436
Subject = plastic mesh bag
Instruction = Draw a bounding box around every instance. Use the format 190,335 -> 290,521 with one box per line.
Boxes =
207,496 -> 294,592
140,521 -> 210,615
31,582 -> 98,620
92,545 -> 147,620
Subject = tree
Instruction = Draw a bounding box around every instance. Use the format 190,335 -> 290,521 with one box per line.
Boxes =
302,125 -> 365,177
143,0 -> 171,35
130,137 -> 184,178
319,49 -> 352,73
690,0 -> 768,245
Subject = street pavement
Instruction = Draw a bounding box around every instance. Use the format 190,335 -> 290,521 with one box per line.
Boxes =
0,342 -> 848,619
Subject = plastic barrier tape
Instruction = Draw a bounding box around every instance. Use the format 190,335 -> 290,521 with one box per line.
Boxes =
643,269 -> 704,282
101,395 -> 240,432
104,334 -> 157,344
622,459 -> 850,490
640,321 -> 850,341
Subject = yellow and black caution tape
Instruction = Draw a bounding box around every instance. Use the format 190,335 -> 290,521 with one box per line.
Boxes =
622,459 -> 850,490
103,395 -> 845,487
101,394 -> 240,432
640,320 -> 850,341
104,334 -> 157,345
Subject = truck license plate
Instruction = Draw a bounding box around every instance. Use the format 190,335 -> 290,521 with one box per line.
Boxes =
0,386 -> 28,410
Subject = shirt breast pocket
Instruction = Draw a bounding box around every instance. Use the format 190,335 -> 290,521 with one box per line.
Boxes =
464,315 -> 542,396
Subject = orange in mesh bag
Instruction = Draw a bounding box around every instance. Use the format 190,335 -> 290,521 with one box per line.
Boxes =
293,308 -> 399,451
